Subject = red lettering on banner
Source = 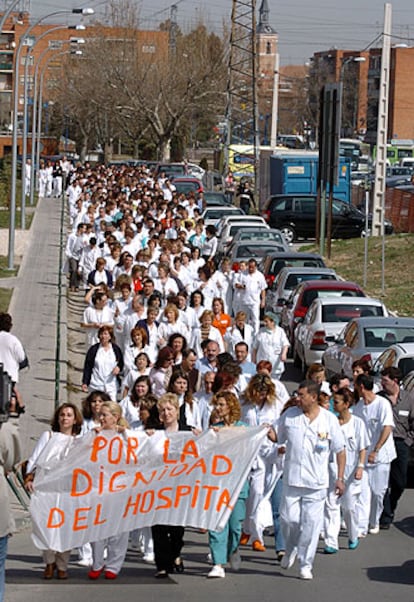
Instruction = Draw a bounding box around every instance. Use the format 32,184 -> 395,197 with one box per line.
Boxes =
126,436 -> 139,464
174,485 -> 192,508
155,487 -> 173,510
71,468 -> 92,497
186,458 -> 207,475
163,439 -> 177,464
93,503 -> 107,525
202,485 -> 219,510
109,471 -> 126,492
140,490 -> 155,513
73,507 -> 91,531
211,455 -> 232,475
180,440 -> 199,462
123,493 -> 141,517
216,489 -> 233,511
132,470 -> 156,487
47,507 -> 65,528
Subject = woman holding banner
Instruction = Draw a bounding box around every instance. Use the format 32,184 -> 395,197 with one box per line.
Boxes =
88,401 -> 130,580
24,403 -> 83,580
151,393 -> 192,578
207,391 -> 249,579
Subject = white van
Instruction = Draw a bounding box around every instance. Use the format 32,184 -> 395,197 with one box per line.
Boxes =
399,157 -> 414,168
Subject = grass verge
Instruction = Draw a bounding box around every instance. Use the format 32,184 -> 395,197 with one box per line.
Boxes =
0,288 -> 12,311
301,234 -> 414,316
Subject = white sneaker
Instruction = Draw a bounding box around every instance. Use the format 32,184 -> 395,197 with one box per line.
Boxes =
206,552 -> 212,564
229,550 -> 241,571
143,553 -> 155,563
77,558 -> 92,567
369,525 -> 380,535
208,565 -> 225,579
280,549 -> 297,570
299,567 -> 313,580
358,531 -> 367,538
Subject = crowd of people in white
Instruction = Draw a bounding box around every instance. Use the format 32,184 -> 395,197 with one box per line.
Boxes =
23,161 -> 412,583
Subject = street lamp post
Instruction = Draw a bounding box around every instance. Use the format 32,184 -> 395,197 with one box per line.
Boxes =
339,56 -> 366,137
20,27 -> 85,229
7,7 -> 93,270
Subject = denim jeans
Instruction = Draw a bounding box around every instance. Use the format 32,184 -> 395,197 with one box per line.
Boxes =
270,476 -> 285,552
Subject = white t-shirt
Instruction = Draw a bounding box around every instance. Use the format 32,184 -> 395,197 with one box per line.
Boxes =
353,395 -> 397,464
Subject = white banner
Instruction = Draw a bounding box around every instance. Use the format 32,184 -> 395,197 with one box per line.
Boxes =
30,427 -> 267,552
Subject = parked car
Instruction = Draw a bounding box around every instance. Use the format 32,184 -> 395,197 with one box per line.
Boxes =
294,297 -> 388,372
201,206 -> 244,227
154,162 -> 187,179
279,279 -> 366,350
372,343 -> 414,382
226,240 -> 288,271
231,228 -> 288,247
322,317 -> 414,379
171,176 -> 203,195
217,223 -> 271,257
186,162 -> 206,180
216,214 -> 267,237
204,192 -> 231,206
259,251 -> 326,287
265,267 -> 338,316
262,194 -> 366,243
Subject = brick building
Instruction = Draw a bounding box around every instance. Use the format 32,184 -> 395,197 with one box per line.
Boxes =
311,46 -> 414,143
0,11 -> 169,157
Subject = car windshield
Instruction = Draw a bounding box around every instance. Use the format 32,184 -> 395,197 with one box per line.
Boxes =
236,244 -> 284,258
285,274 -> 336,290
229,225 -> 268,236
322,304 -> 384,323
174,181 -> 199,193
302,288 -> 360,307
363,328 -> 414,348
239,231 -> 284,243
270,258 -> 325,276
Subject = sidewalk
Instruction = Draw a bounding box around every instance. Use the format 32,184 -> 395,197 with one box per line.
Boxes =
1,194 -> 68,526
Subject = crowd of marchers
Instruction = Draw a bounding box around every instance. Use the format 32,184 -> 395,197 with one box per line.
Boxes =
19,161 -> 414,583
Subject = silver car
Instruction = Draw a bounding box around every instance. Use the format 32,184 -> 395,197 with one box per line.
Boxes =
294,297 -> 388,373
322,316 -> 414,379
265,267 -> 338,316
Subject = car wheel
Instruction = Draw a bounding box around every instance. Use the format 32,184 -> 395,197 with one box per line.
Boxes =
280,225 -> 296,244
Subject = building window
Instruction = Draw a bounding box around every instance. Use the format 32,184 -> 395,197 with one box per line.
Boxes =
142,44 -> 155,53
266,41 -> 272,54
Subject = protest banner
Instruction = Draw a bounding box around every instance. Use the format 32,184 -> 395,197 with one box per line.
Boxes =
30,426 -> 267,552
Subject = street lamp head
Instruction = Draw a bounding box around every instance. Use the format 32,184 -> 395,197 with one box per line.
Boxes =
353,57 -> 366,63
69,24 -> 86,30
70,37 -> 86,44
70,49 -> 83,55
72,8 -> 94,15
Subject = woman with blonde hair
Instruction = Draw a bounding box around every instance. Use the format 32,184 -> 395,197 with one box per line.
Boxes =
88,402 -> 130,581
157,303 -> 189,348
240,374 -> 282,552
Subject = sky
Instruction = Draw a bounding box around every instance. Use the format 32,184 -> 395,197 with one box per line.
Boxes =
28,0 -> 414,65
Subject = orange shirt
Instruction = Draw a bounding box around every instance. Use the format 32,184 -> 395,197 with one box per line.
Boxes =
213,313 -> 231,337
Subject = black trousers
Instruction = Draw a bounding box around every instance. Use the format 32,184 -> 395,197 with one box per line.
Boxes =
151,524 -> 184,572
381,438 -> 410,525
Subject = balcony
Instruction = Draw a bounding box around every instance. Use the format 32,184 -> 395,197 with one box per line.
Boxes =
0,63 -> 13,71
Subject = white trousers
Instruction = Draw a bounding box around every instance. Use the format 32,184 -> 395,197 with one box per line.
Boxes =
324,480 -> 360,548
280,484 -> 326,571
357,463 -> 390,532
91,532 -> 129,575
243,455 -> 279,543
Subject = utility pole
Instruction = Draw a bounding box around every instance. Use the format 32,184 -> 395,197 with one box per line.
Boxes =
372,2 -> 392,295
169,4 -> 178,55
225,0 -> 259,207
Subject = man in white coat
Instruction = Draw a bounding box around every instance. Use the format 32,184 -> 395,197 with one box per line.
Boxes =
238,259 -> 267,335
268,380 -> 346,580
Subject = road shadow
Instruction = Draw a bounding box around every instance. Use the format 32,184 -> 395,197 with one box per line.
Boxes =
393,516 -> 414,537
367,559 -> 414,585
